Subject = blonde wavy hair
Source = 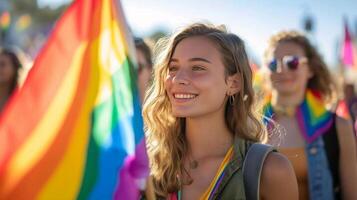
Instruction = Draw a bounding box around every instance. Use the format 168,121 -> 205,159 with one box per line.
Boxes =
264,30 -> 336,104
142,23 -> 267,197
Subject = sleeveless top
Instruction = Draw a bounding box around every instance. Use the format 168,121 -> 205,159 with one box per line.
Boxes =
280,147 -> 309,200
149,138 -> 254,200
280,114 -> 341,200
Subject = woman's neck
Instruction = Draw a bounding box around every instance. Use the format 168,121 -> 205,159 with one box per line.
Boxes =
185,112 -> 233,160
271,88 -> 306,108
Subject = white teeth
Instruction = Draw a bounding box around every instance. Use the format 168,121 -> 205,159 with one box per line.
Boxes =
174,94 -> 196,99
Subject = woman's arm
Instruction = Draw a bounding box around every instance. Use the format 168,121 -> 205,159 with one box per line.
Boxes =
260,152 -> 298,200
336,116 -> 357,200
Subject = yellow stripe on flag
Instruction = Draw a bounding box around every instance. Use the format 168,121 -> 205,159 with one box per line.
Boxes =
1,43 -> 87,194
38,42 -> 99,199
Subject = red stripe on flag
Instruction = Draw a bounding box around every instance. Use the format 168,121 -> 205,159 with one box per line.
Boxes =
0,0 -> 96,170
1,48 -> 93,199
0,0 -> 105,197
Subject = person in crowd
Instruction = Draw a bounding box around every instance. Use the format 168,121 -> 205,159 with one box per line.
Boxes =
135,37 -> 153,103
0,48 -> 22,112
263,30 -> 357,200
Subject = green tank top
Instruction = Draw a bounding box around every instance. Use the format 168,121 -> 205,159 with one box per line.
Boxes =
146,137 -> 254,200
209,137 -> 253,199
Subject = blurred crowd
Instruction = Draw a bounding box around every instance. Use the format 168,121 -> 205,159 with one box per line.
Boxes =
1,3 -> 357,200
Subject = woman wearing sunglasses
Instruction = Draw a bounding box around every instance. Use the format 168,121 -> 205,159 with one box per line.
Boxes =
263,31 -> 357,200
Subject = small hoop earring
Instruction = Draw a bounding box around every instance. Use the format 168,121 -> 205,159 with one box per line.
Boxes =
229,95 -> 235,105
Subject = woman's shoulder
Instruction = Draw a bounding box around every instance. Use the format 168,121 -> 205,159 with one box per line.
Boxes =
260,152 -> 298,199
335,115 -> 354,134
335,115 -> 354,143
261,152 -> 295,182
335,115 -> 356,152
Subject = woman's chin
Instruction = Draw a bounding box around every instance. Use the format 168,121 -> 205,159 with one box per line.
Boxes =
273,83 -> 299,94
172,109 -> 198,118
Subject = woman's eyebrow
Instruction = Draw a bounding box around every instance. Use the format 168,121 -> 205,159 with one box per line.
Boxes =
169,57 -> 211,64
189,57 -> 211,63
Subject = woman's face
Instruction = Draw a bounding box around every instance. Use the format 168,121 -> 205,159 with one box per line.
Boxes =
136,48 -> 152,102
0,54 -> 16,85
165,36 -> 232,118
268,42 -> 313,95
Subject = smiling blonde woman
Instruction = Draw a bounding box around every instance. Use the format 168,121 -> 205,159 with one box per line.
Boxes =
143,23 -> 298,200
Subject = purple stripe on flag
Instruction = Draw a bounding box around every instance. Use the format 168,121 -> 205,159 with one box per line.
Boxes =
114,139 -> 149,200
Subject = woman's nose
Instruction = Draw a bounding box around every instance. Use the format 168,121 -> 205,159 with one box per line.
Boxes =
172,69 -> 190,85
276,62 -> 286,73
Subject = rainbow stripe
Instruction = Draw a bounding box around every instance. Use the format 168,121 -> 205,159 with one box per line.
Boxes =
200,146 -> 233,200
0,0 -> 148,199
170,147 -> 233,200
263,89 -> 333,143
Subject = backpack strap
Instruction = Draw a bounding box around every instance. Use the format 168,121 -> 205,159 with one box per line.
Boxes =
242,143 -> 276,200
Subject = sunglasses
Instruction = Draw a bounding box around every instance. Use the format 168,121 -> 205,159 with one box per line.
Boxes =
268,55 -> 307,72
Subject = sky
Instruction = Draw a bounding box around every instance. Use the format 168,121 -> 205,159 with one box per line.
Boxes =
38,0 -> 357,68
38,0 -> 72,8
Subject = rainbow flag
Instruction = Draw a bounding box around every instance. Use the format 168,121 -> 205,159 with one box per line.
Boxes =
0,0 -> 148,199
341,19 -> 356,69
336,100 -> 351,120
0,11 -> 11,30
296,90 -> 333,143
15,14 -> 32,32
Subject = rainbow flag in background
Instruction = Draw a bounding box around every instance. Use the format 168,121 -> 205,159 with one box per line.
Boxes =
15,14 -> 32,31
341,19 -> 356,69
336,100 -> 351,120
0,0 -> 148,199
0,11 -> 11,30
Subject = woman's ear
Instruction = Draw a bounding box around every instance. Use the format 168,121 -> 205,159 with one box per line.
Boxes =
227,73 -> 241,95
